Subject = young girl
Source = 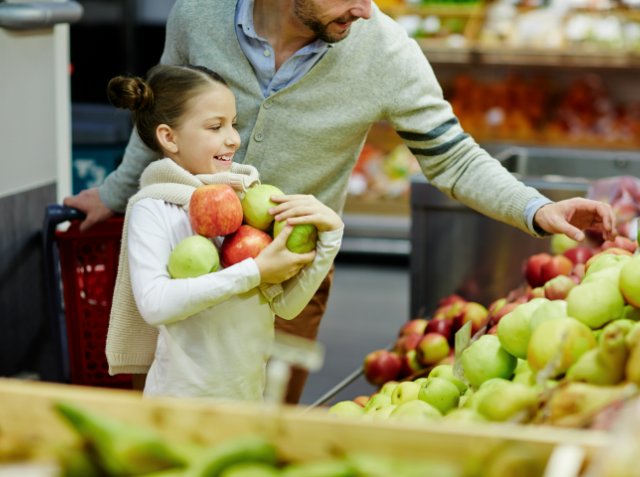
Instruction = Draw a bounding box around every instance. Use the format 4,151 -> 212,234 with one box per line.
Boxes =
104,64 -> 343,401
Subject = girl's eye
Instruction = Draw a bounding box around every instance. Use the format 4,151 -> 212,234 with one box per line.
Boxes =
232,123 -> 238,128
210,125 -> 221,131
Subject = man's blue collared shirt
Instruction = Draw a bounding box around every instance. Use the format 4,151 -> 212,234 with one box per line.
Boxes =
235,0 -> 330,98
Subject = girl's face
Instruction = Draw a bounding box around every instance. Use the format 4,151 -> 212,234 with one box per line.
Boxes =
157,84 -> 241,175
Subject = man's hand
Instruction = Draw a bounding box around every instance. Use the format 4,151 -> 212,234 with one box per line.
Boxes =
254,225 -> 316,283
63,188 -> 115,232
268,194 -> 343,232
534,198 -> 617,242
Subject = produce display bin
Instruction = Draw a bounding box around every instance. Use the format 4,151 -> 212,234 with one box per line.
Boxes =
0,379 -> 610,468
43,205 -> 130,389
409,145 -> 640,318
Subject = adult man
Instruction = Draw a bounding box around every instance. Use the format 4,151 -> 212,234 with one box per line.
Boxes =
65,0 -> 616,403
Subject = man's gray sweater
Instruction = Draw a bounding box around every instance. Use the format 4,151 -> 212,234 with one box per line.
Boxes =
99,0 -> 546,234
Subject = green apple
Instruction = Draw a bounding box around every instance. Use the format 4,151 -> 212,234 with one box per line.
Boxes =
514,359 -> 530,375
379,382 -> 398,397
567,282 -> 625,329
620,258 -> 640,309
328,401 -> 364,418
458,388 -> 474,408
241,184 -> 284,230
463,378 -> 510,409
551,234 -> 578,255
582,267 -> 623,286
168,235 -> 219,279
363,394 -> 391,412
462,335 -> 517,389
497,298 -> 548,359
372,404 -> 397,421
529,300 -> 567,334
388,400 -> 442,422
273,221 -> 318,254
586,254 -> 631,276
528,317 -> 597,377
443,408 -> 487,423
622,305 -> 640,322
477,382 -> 538,422
391,381 -> 422,405
413,378 -> 429,388
220,463 -> 279,477
365,402 -> 391,416
427,365 -> 467,393
418,378 -> 460,414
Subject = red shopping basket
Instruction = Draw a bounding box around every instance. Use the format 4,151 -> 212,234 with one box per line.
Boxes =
43,205 -> 132,389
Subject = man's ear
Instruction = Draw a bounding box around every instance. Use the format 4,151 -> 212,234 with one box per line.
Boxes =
156,124 -> 178,154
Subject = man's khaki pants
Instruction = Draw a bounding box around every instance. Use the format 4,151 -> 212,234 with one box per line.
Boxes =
132,264 -> 335,405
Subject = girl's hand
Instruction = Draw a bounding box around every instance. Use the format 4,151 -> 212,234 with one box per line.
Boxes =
254,225 -> 316,284
268,194 -> 343,232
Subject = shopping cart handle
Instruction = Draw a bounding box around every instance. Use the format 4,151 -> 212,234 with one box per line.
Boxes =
44,204 -> 86,226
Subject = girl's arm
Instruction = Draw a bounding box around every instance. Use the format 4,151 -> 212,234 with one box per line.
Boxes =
128,199 -> 261,326
266,195 -> 344,319
269,227 -> 343,319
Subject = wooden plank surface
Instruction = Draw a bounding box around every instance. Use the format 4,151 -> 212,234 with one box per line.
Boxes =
0,380 -> 610,464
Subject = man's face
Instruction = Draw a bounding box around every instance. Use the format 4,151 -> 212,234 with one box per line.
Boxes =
293,0 -> 372,43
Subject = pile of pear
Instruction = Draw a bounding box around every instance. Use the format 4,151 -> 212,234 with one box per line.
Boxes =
330,254 -> 640,426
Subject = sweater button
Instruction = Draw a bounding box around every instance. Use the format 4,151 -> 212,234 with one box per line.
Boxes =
263,100 -> 273,109
254,131 -> 264,142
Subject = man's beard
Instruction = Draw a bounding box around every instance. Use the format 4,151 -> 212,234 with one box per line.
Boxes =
293,0 -> 358,43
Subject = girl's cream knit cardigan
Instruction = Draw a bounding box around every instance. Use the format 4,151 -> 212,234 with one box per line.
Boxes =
105,159 -> 282,375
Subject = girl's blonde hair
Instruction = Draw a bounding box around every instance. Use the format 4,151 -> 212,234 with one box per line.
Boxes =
107,65 -> 229,153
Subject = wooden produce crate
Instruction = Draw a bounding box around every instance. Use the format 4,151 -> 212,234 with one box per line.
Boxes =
0,380 -> 611,467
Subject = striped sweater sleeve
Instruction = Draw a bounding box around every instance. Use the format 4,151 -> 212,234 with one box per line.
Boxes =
379,25 -> 547,234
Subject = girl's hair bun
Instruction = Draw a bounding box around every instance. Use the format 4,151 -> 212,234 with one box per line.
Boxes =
107,76 -> 153,111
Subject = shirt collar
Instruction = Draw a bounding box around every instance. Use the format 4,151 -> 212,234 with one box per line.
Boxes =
237,0 -> 329,54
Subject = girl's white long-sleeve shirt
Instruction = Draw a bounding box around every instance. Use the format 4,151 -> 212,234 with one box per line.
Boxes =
127,198 -> 342,401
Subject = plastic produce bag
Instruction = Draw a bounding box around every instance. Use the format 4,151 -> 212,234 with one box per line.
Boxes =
586,176 -> 640,241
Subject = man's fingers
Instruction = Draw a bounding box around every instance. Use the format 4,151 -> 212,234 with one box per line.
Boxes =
79,216 -> 96,233
560,219 -> 585,242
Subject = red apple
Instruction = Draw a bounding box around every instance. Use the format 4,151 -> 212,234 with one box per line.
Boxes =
425,318 -> 454,344
399,349 -> 423,378
353,396 -> 369,407
487,324 -> 499,336
525,253 -> 553,287
433,301 -> 464,321
602,236 -> 638,254
394,333 -> 423,355
364,350 -> 401,386
541,255 -> 574,284
544,275 -> 577,300
189,184 -> 243,237
416,333 -> 450,366
491,303 -> 519,325
570,263 -> 586,280
220,225 -> 272,268
438,294 -> 467,308
398,319 -> 428,337
563,246 -> 594,265
454,302 -> 488,335
515,295 -> 529,304
438,354 -> 456,366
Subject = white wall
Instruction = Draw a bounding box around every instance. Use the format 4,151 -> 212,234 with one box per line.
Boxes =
137,0 -> 177,25
0,0 -> 71,202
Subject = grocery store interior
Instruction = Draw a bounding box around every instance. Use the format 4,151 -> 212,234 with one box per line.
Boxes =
2,0 -> 640,474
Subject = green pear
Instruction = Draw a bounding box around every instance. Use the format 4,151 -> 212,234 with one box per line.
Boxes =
363,394 -> 391,412
528,317 -> 597,377
220,462 -> 280,477
418,378 -> 460,414
379,382 -> 398,397
598,319 -> 634,345
55,402 -> 186,475
168,235 -> 219,279
626,322 -> 640,349
241,184 -> 284,230
462,335 -> 517,389
514,359 -> 530,375
567,282 -> 626,329
477,382 -> 538,422
273,221 -> 318,254
586,254 -> 631,276
497,298 -> 548,359
371,404 -> 397,421
529,300 -> 568,334
427,365 -> 467,393
567,331 -> 628,385
620,257 -> 640,309
443,408 -> 487,423
388,400 -> 442,422
280,460 -> 356,477
626,345 -> 640,385
328,401 -> 364,419
391,381 -> 422,405
622,305 -> 640,322
548,383 -> 632,423
582,266 -> 622,286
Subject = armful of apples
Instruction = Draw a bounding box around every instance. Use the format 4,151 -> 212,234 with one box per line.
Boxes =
534,198 -> 617,243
